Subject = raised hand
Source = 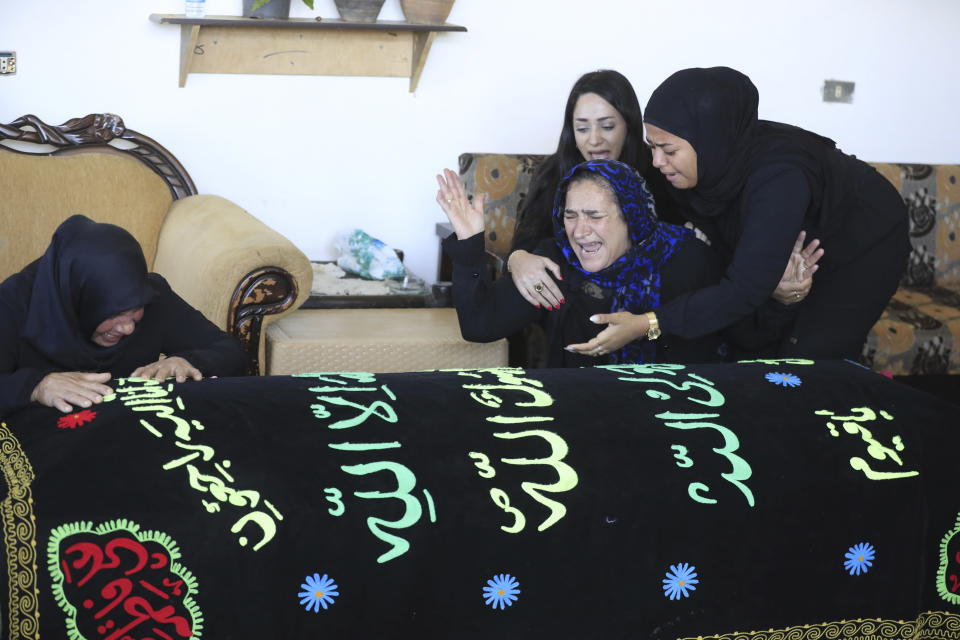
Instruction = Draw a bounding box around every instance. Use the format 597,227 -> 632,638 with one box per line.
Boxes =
435,168 -> 486,241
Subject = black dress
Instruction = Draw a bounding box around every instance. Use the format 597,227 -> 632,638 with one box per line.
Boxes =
645,67 -> 910,359
654,161 -> 909,358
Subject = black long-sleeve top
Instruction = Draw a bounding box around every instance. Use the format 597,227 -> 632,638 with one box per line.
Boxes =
654,160 -> 897,342
0,272 -> 248,417
444,232 -> 731,367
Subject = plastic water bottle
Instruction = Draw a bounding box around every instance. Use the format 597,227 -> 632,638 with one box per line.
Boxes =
185,0 -> 206,18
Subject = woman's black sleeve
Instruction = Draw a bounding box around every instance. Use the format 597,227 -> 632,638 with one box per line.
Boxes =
510,163 -> 557,254
148,276 -> 250,376
443,232 -> 544,342
655,164 -> 811,340
0,316 -> 48,418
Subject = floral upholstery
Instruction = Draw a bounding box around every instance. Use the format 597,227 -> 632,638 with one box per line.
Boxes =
459,153 -> 548,269
459,153 -> 960,375
862,163 -> 960,375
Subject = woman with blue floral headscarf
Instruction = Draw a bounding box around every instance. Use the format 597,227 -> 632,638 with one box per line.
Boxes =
436,159 -> 732,366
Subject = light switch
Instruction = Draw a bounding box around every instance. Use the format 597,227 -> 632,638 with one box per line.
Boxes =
0,52 -> 16,75
823,80 -> 854,103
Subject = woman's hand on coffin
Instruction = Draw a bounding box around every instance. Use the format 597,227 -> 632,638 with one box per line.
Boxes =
565,311 -> 648,357
507,250 -> 564,309
436,168 -> 486,240
30,371 -> 113,413
773,231 -> 823,305
131,356 -> 202,383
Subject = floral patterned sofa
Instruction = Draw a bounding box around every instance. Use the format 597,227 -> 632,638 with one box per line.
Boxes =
458,154 -> 960,375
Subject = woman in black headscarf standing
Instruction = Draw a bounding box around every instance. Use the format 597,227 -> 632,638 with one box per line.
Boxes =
616,66 -> 909,360
0,215 -> 248,417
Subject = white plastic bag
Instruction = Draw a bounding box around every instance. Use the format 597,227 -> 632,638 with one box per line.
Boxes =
335,229 -> 406,280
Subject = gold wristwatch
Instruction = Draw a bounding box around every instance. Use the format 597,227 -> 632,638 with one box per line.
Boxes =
645,312 -> 661,341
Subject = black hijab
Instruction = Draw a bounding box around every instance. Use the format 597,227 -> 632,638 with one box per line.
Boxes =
644,67 -> 859,231
22,215 -> 155,371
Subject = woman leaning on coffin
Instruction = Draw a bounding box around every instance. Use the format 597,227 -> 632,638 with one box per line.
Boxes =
0,215 -> 248,417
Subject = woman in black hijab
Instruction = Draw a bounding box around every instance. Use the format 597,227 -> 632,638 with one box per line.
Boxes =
0,215 -> 248,416
624,66 -> 910,360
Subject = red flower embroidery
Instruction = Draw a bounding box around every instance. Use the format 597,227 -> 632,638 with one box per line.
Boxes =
57,410 -> 97,429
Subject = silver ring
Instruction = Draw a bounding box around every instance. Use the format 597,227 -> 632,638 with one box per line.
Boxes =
534,282 -> 544,293
446,198 -> 452,203
794,292 -> 801,300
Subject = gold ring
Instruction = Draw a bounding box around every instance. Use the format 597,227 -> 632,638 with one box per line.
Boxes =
534,282 -> 544,293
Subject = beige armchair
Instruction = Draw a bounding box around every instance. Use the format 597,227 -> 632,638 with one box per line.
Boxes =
0,113 -> 313,375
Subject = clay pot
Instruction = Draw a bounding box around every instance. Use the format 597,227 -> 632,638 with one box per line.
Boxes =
400,0 -> 455,24
242,0 -> 292,19
333,0 -> 386,22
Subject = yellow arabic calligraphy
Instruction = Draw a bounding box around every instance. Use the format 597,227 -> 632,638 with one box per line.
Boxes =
656,411 -> 755,507
815,407 -> 916,480
469,452 -> 496,478
341,461 -> 433,564
688,482 -> 717,504
490,488 -> 526,533
671,444 -> 693,468
621,375 -> 725,407
493,429 -> 579,532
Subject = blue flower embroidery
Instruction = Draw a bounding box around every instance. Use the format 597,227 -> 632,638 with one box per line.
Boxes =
844,542 -> 876,575
299,573 -> 339,612
483,573 -> 520,610
765,372 -> 802,387
662,563 -> 699,600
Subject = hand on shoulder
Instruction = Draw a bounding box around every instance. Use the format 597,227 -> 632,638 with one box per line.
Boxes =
508,250 -> 564,309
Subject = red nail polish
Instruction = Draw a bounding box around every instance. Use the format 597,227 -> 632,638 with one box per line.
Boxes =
560,299 -> 566,304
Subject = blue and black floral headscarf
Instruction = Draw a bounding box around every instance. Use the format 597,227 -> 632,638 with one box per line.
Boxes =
552,159 -> 693,364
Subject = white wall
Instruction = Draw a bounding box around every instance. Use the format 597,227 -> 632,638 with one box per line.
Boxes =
3,0 -> 958,283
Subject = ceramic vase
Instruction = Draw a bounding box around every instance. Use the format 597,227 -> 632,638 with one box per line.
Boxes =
333,0 -> 386,22
400,0 -> 455,24
242,0 -> 292,18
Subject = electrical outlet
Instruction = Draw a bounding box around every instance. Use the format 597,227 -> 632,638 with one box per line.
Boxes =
0,52 -> 16,75
823,79 -> 854,103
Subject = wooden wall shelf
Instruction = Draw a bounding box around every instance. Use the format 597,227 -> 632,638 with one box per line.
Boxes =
149,14 -> 467,91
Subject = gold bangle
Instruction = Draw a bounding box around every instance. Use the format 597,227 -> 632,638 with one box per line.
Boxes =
645,311 -> 661,341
